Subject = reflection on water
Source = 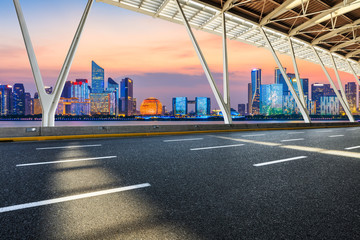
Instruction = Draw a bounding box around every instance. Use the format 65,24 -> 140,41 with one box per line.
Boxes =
0,120 -> 346,128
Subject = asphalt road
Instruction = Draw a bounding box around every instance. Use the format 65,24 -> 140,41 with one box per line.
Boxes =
1,126 -> 360,239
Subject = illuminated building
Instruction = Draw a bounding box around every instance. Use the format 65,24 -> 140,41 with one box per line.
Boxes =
58,79 -> 90,115
275,67 -> 287,95
140,97 -> 163,115
13,83 -> 25,115
107,78 -> 119,115
91,61 -> 104,93
33,92 -> 42,115
247,83 -> 252,114
120,77 -> 134,116
24,92 -> 33,115
172,97 -> 188,115
195,97 -> 210,116
320,96 -> 339,115
0,85 -> 12,116
251,68 -> 261,115
311,83 -> 335,114
345,82 -> 357,113
90,92 -> 114,115
260,84 -> 283,115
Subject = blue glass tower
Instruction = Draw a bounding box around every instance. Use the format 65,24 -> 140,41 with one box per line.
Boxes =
195,97 -> 210,116
0,85 -> 12,116
260,84 -> 283,115
251,68 -> 261,114
172,97 -> 188,115
108,78 -> 119,115
120,77 -> 134,116
13,83 -> 25,115
91,61 -> 104,93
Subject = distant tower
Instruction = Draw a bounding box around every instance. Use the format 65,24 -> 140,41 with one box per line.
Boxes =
13,83 -> 25,115
91,61 -> 104,93
120,77 -> 134,116
24,92 -> 33,115
251,69 -> 261,115
0,85 -> 13,116
107,78 -> 119,115
345,82 -> 357,113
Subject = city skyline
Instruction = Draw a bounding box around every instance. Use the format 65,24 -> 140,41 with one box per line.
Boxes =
0,0 -> 359,110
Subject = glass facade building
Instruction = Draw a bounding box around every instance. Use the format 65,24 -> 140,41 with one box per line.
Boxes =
0,85 -> 12,116
195,97 -> 210,116
13,83 -> 25,115
345,82 -> 357,113
107,78 -> 119,115
172,97 -> 188,115
91,61 -> 104,93
260,84 -> 283,115
320,96 -> 339,115
120,78 -> 134,116
251,68 -> 261,115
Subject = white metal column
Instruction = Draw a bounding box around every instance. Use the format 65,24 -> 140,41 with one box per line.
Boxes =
13,0 -> 94,127
175,0 -> 232,124
288,37 -> 307,108
346,60 -> 360,86
222,12 -> 230,113
260,27 -> 311,123
311,47 -> 354,122
329,53 -> 350,109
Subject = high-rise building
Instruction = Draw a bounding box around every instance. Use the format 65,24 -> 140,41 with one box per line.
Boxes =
320,96 -> 339,115
24,92 -> 33,115
91,61 -> 104,93
247,83 -> 252,115
12,83 -> 25,115
58,79 -> 90,115
90,92 -> 114,115
195,97 -> 210,116
251,69 -> 261,115
275,67 -> 287,95
172,97 -> 188,115
311,83 -> 334,114
238,104 -> 245,116
0,85 -> 12,116
120,77 -> 134,116
302,78 -> 309,97
345,82 -> 357,113
260,84 -> 283,115
33,92 -> 42,115
107,78 -> 119,115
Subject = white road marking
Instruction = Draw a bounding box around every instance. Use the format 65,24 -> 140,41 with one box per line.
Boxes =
345,146 -> 360,150
329,135 -> 344,138
316,130 -> 333,133
254,156 -> 308,167
287,132 -> 304,134
16,156 -> 117,167
190,144 -> 244,151
36,144 -> 102,150
241,134 -> 265,137
0,183 -> 151,213
163,138 -> 203,142
280,138 -> 304,142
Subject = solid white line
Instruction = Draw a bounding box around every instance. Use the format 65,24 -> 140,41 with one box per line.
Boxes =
16,156 -> 117,167
316,130 -> 333,133
287,132 -> 304,134
329,135 -> 344,138
0,183 -> 151,213
241,134 -> 265,137
190,144 -> 244,151
345,146 -> 360,150
163,138 -> 203,142
36,144 -> 102,150
253,156 -> 308,167
280,138 -> 304,142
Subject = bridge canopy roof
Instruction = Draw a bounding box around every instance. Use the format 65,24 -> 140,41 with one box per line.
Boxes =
97,0 -> 360,75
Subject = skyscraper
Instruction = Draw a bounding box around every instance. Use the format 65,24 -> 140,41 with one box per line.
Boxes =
120,77 -> 134,116
12,83 -> 25,115
275,67 -> 287,95
107,78 -> 119,115
0,85 -> 12,116
91,61 -> 104,93
247,83 -> 252,115
311,83 -> 334,114
251,68 -> 261,115
260,84 -> 283,115
345,82 -> 357,113
195,97 -> 210,116
301,78 -> 309,98
24,92 -> 33,115
172,97 -> 188,115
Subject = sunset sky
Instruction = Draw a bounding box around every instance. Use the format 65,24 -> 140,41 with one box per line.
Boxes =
0,0 -> 357,110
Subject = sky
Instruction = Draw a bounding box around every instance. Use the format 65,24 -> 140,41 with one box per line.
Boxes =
0,0 -> 358,110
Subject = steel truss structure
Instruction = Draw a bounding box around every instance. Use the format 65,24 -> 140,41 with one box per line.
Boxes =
12,0 -> 360,125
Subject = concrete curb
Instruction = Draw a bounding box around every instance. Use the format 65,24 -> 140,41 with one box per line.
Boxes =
0,122 -> 358,142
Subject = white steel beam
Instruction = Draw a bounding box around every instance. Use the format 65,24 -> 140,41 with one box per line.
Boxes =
312,47 -> 354,122
175,0 -> 232,124
312,19 -> 360,45
329,53 -> 350,109
346,48 -> 360,58
289,0 -> 357,36
222,13 -> 230,111
260,0 -> 297,26
346,60 -> 360,85
288,37 -> 307,109
260,27 -> 311,123
330,36 -> 360,52
13,0 -> 94,127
